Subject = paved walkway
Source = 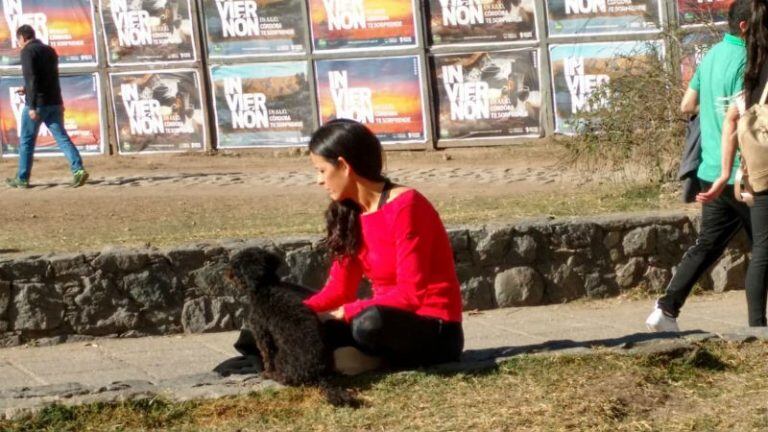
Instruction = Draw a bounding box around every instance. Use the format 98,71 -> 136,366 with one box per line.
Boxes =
0,291 -> 754,418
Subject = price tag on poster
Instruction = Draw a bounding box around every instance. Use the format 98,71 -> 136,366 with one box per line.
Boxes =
433,49 -> 541,140
204,0 -> 306,58
100,0 -> 197,66
546,0 -> 661,37
0,74 -> 103,156
0,0 -> 97,67
428,0 -> 537,46
550,41 -> 663,134
315,56 -> 426,143
110,69 -> 206,154
308,0 -> 418,52
210,61 -> 313,148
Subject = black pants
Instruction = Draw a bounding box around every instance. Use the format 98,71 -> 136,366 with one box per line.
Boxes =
658,181 -> 752,318
747,193 -> 768,326
323,306 -> 464,368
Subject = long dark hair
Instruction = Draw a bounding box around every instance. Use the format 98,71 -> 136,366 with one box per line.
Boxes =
309,119 -> 386,258
745,0 -> 768,102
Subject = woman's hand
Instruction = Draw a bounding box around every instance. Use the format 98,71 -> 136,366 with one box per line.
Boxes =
318,306 -> 345,322
696,176 -> 729,203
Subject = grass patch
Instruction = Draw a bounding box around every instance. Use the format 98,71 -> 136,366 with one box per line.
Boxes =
2,340 -> 767,431
0,182 -> 681,255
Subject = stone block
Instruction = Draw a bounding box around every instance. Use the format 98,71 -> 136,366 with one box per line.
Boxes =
13,283 -> 64,331
461,277 -> 495,310
623,226 -> 656,256
495,267 -> 544,307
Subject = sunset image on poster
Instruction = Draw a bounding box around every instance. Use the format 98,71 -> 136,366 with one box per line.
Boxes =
309,0 -> 417,52
678,0 -> 733,27
315,56 -> 425,143
0,74 -> 103,156
0,0 -> 97,67
429,0 -> 537,45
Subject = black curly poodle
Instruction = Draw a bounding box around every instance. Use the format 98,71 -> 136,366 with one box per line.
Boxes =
226,248 -> 359,407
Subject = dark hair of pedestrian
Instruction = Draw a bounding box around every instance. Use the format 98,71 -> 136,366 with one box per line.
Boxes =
745,0 -> 768,100
309,119 -> 387,259
15,25 -> 35,41
729,0 -> 752,35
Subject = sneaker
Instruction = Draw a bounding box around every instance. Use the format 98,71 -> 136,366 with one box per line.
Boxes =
333,347 -> 382,376
5,177 -> 28,189
72,170 -> 89,188
645,303 -> 680,332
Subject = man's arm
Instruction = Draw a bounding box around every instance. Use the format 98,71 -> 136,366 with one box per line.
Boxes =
20,47 -> 37,110
680,88 -> 699,114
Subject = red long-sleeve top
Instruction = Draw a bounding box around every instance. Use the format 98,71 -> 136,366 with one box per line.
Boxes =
304,189 -> 463,323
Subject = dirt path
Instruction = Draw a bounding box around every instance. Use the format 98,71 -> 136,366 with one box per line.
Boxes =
0,141 -> 685,255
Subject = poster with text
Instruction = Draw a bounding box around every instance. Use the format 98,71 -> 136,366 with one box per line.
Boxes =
678,0 -> 733,27
100,0 -> 196,66
0,0 -> 97,67
0,74 -> 103,156
204,0 -> 306,58
680,30 -> 722,88
211,62 -> 312,148
433,49 -> 540,140
315,56 -> 425,143
428,0 -> 537,45
110,70 -> 205,154
550,41 -> 662,134
546,0 -> 661,37
309,0 -> 417,52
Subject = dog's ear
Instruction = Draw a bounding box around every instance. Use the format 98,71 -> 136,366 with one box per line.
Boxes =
229,248 -> 282,289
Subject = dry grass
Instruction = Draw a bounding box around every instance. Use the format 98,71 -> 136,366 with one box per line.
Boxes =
4,340 -> 768,431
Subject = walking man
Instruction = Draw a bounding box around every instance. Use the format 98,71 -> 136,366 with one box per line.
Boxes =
6,25 -> 88,189
646,0 -> 752,331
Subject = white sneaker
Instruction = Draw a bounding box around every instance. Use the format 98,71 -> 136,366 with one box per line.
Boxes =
645,304 -> 680,332
333,347 -> 382,376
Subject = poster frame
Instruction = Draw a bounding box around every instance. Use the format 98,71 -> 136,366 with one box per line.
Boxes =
545,0 -> 665,39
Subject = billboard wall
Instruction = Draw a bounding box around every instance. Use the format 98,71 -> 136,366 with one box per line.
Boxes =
677,0 -> 733,27
110,69 -> 205,154
315,55 -> 426,143
210,61 -> 313,148
680,30 -> 722,88
0,0 -> 97,67
0,73 -> 103,156
546,0 -> 661,37
204,0 -> 306,58
308,0 -> 417,52
100,0 -> 196,66
428,0 -> 537,46
550,41 -> 662,134
433,49 -> 541,140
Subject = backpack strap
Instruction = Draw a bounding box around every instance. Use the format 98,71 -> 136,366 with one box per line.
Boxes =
760,82 -> 768,106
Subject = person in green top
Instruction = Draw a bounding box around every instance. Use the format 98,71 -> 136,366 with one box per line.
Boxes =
646,0 -> 753,332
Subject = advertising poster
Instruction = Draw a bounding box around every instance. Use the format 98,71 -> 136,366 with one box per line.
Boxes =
204,0 -> 306,58
433,49 -> 541,140
550,41 -> 662,134
680,30 -> 722,88
428,0 -> 537,45
210,62 -> 313,148
110,70 -> 205,154
678,0 -> 733,27
100,0 -> 196,65
0,74 -> 103,156
308,0 -> 417,52
546,0 -> 661,37
0,0 -> 97,67
315,56 -> 425,143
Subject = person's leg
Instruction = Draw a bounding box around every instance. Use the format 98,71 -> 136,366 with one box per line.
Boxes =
40,105 -> 85,175
656,184 -> 745,317
16,106 -> 42,182
746,193 -> 768,326
350,306 -> 463,368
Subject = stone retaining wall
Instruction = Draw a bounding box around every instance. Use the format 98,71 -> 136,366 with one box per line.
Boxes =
0,211 -> 749,347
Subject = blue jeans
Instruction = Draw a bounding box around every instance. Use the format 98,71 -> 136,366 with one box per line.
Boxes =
17,105 -> 84,181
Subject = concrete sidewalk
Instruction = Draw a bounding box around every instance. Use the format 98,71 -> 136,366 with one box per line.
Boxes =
0,291 -> 754,418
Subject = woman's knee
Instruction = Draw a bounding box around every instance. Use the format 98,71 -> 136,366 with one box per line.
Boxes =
350,306 -> 384,348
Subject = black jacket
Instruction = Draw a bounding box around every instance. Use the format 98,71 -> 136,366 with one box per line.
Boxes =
20,39 -> 63,110
678,115 -> 702,203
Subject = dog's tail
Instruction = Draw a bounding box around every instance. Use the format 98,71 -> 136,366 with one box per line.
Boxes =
319,380 -> 363,408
